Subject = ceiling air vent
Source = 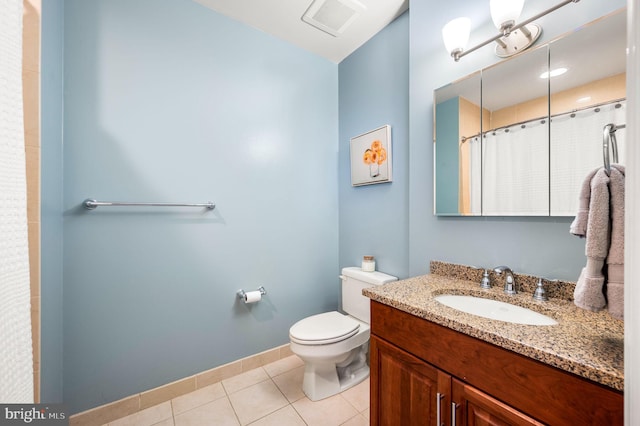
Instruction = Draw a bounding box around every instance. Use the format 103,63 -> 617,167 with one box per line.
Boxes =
302,0 -> 365,37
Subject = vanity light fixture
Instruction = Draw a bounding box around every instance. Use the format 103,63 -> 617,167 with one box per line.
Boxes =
442,0 -> 580,62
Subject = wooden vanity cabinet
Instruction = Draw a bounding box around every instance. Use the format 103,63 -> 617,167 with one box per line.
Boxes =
369,301 -> 623,426
371,335 -> 451,426
370,336 -> 541,426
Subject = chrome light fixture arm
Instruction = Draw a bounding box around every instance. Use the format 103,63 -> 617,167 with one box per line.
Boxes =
450,0 -> 580,62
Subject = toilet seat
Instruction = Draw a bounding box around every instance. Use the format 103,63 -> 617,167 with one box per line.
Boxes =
289,311 -> 360,345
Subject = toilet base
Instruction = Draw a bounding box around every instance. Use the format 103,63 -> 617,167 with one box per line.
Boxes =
302,362 -> 369,401
301,343 -> 370,401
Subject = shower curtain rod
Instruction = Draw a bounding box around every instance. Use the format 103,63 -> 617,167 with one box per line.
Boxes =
83,199 -> 215,210
461,97 -> 626,142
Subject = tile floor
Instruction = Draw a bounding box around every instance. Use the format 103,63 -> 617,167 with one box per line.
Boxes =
103,355 -> 370,426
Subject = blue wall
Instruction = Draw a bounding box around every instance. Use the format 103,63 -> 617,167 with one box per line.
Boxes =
40,0 -> 64,404
338,12 -> 410,280
39,0 -> 627,414
61,0 -> 338,413
407,0 -> 626,279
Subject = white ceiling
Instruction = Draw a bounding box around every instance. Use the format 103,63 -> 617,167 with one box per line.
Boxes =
193,0 -> 409,63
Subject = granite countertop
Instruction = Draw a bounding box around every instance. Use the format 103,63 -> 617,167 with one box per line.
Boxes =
363,265 -> 624,391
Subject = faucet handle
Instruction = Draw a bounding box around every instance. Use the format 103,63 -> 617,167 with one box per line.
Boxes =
533,278 -> 548,301
480,269 -> 491,289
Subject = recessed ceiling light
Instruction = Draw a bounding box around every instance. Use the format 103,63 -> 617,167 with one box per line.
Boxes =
539,67 -> 568,79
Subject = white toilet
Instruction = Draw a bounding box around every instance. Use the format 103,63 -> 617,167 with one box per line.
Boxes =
289,267 -> 397,401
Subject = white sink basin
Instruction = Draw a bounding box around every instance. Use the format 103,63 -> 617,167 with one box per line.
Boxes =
434,294 -> 558,326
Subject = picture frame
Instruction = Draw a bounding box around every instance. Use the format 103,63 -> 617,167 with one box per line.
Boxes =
350,125 -> 392,186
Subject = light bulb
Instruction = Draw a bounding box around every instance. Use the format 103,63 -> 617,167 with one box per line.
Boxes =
490,0 -> 525,31
442,17 -> 471,56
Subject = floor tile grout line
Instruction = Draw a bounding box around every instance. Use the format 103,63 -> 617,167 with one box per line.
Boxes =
230,394 -> 243,426
168,399 -> 175,426
263,357 -> 305,380
288,398 -> 309,426
340,411 -> 366,426
339,382 -> 371,414
232,377 -> 291,426
222,366 -> 271,396
338,393 -> 360,413
170,383 -> 229,421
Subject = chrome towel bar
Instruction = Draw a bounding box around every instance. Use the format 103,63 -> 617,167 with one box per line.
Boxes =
83,199 -> 215,210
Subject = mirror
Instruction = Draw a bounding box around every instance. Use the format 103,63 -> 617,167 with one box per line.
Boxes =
434,71 -> 481,215
481,47 -> 549,216
548,11 -> 627,215
434,9 -> 626,216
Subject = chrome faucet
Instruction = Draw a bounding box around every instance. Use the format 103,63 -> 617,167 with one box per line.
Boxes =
494,266 -> 517,295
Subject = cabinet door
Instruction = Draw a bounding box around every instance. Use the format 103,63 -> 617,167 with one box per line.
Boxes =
452,379 -> 545,426
371,335 -> 450,426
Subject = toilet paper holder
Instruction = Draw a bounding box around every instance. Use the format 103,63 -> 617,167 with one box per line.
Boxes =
237,286 -> 267,301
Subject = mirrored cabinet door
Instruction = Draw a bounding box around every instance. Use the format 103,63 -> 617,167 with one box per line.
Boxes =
434,72 -> 482,216
480,46 -> 549,216
549,11 -> 627,216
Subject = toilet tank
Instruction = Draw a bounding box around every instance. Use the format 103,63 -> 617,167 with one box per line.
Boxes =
341,267 -> 398,323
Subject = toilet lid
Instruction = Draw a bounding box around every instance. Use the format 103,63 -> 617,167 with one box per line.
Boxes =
289,311 -> 360,345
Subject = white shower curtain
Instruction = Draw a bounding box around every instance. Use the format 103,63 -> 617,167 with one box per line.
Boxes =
0,0 -> 35,403
550,101 -> 626,215
482,120 -> 549,215
468,136 -> 482,215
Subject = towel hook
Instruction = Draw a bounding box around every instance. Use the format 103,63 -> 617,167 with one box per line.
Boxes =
603,123 -> 619,176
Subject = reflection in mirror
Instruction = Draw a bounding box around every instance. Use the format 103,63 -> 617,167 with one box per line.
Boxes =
434,72 -> 482,216
481,46 -> 549,216
433,8 -> 626,217
549,11 -> 626,216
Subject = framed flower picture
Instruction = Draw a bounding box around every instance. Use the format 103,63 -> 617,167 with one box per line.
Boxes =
350,125 -> 392,186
